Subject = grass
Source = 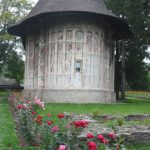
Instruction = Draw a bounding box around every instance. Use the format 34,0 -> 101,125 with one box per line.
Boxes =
0,91 -> 150,149
0,100 -> 40,150
127,143 -> 150,150
0,100 -> 18,149
41,98 -> 150,118
126,90 -> 150,100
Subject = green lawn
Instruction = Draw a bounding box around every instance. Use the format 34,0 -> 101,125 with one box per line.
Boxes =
42,98 -> 150,117
0,100 -> 18,149
0,92 -> 150,149
127,143 -> 150,150
0,100 -> 40,150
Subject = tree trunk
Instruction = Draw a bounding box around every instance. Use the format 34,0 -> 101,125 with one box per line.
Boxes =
121,40 -> 126,101
115,41 -> 120,100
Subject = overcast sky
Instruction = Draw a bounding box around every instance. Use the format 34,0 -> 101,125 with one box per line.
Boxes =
31,0 -> 38,5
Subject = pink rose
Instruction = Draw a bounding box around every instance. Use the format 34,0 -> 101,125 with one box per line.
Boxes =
58,145 -> 66,150
34,97 -> 41,105
22,104 -> 27,110
39,101 -> 45,109
66,124 -> 71,129
51,126 -> 59,133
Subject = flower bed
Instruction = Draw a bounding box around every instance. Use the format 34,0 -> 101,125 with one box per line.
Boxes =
8,94 -> 126,150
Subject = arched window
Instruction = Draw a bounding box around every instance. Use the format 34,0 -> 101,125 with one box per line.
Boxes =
76,31 -> 83,41
86,32 -> 92,52
58,30 -> 63,41
86,32 -> 92,43
66,30 -> 73,52
66,30 -> 73,40
75,31 -> 83,52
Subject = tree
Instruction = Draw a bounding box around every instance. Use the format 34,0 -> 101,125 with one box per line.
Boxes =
104,0 -> 150,98
4,50 -> 24,88
0,0 -> 32,87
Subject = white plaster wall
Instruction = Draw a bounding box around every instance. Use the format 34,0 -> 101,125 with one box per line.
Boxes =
25,21 -> 114,92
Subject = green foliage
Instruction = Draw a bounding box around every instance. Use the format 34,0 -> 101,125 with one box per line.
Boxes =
92,110 -> 100,119
117,118 -> 125,126
9,94 -> 127,150
104,0 -> 150,90
1,91 -> 150,149
0,0 -> 32,85
4,50 -> 24,86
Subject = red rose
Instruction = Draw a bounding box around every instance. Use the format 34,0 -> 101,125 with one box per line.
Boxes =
87,141 -> 97,150
47,113 -> 51,117
51,126 -> 59,132
108,133 -> 116,139
102,139 -> 109,144
80,120 -> 89,127
47,120 -> 53,126
97,134 -> 105,142
17,104 -> 23,109
73,121 -> 81,127
36,116 -> 42,125
32,111 -> 36,115
73,120 -> 89,128
87,133 -> 94,139
58,113 -> 65,119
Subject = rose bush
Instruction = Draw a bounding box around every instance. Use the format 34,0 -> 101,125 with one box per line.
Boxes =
10,95 -> 126,150
15,97 -> 45,145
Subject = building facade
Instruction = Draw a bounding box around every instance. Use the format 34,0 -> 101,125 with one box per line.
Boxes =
8,0 -> 132,103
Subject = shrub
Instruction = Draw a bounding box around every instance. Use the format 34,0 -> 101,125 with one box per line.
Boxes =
13,96 -> 126,150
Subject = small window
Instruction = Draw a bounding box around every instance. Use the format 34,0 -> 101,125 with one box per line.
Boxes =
75,60 -> 82,72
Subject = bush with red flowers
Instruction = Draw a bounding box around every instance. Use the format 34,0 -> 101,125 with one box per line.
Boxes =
13,95 -> 126,150
15,96 -> 45,144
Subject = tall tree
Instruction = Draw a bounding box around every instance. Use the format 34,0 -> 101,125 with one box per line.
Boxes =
105,0 -> 150,97
0,0 -> 32,86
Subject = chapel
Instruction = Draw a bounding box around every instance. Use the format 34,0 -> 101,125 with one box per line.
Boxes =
8,0 -> 132,103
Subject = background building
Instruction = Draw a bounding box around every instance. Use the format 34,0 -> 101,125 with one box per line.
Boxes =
8,0 -> 132,103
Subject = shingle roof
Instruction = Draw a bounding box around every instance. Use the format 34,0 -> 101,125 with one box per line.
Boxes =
7,0 -> 133,39
25,0 -> 117,20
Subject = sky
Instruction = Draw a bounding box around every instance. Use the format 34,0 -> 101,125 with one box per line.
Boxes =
145,47 -> 150,63
32,0 -> 38,4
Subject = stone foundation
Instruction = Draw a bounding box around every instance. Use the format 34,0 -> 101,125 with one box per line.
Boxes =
24,89 -> 116,103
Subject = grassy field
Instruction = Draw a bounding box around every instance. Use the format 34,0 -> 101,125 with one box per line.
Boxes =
0,100 -> 40,150
0,91 -> 150,149
126,90 -> 150,100
0,100 -> 18,149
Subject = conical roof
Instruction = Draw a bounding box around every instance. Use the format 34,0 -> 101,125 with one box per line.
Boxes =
8,0 -> 133,39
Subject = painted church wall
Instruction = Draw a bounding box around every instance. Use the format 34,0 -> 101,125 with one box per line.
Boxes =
25,22 -> 114,91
